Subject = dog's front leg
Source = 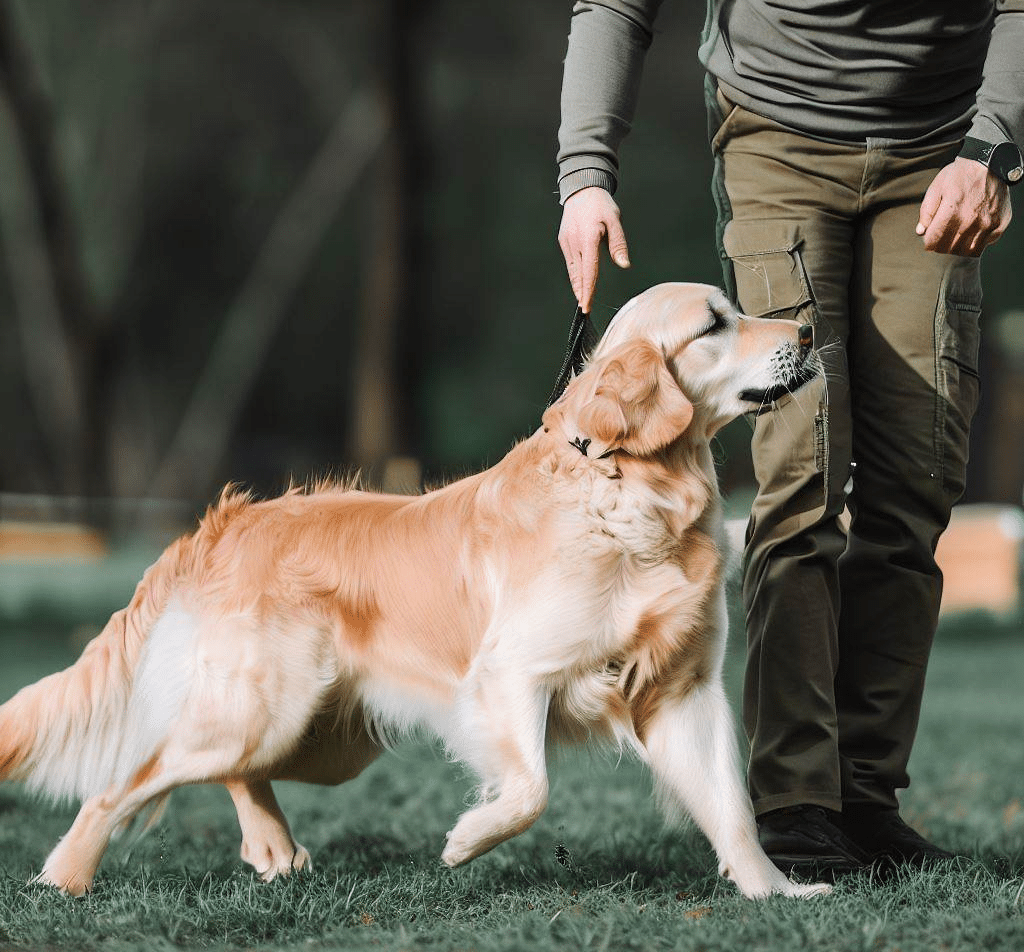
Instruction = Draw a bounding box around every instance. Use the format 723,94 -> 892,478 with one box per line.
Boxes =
640,680 -> 830,899
441,671 -> 550,867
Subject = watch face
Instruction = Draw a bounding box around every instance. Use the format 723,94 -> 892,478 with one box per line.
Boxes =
992,141 -> 1024,185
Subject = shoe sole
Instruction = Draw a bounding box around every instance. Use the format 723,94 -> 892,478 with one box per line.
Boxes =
768,853 -> 868,881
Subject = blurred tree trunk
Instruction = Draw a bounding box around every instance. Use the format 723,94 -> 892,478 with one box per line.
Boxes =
147,90 -> 387,501
0,0 -> 105,497
349,0 -> 432,492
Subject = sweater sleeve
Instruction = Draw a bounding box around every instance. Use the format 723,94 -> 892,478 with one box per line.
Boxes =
556,0 -> 665,204
968,1 -> 1024,146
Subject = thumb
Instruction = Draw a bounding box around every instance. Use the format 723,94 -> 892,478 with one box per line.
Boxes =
606,215 -> 631,269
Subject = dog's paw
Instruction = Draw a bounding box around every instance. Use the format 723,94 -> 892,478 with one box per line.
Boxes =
440,823 -> 479,868
259,843 -> 313,883
291,843 -> 312,872
440,830 -> 470,868
244,839 -> 313,882
783,879 -> 832,899
722,859 -> 831,899
31,868 -> 92,898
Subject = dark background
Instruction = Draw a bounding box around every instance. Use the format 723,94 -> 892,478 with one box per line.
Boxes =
1,0 -> 1021,513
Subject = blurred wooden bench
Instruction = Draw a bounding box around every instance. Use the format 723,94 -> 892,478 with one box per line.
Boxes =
936,504 -> 1024,618
0,521 -> 108,561
725,502 -> 1023,619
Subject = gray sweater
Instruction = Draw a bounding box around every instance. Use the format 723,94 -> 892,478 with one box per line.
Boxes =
557,0 -> 1024,201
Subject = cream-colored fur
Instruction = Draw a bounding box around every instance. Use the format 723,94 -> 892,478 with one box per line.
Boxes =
0,283 -> 828,899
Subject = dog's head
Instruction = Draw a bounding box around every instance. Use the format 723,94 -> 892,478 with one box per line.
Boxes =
543,339 -> 695,462
544,283 -> 819,461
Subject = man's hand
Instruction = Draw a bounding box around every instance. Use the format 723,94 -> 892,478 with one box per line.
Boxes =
917,157 -> 1012,256
557,186 -> 631,313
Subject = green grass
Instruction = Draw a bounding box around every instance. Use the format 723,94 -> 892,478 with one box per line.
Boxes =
0,560 -> 1022,951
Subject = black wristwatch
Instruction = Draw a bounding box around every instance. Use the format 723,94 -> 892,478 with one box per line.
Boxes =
959,136 -> 1024,186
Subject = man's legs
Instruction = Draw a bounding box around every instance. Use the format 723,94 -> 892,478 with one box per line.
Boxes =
714,105 -> 973,872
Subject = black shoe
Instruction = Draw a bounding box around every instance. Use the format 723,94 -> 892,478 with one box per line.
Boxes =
758,805 -> 872,879
840,807 -> 954,867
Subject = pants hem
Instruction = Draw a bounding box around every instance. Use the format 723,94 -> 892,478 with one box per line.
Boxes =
752,791 -> 842,818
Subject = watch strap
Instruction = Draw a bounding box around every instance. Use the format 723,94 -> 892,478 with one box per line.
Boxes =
959,136 -> 1024,186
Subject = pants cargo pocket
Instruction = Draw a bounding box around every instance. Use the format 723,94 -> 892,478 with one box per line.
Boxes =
722,220 -> 819,324
935,257 -> 982,502
724,220 -> 838,512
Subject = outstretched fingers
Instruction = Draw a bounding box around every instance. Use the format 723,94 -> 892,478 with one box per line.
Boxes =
558,187 -> 631,313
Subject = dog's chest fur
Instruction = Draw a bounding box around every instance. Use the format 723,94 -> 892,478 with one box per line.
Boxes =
526,448 -> 724,737
552,445 -> 719,578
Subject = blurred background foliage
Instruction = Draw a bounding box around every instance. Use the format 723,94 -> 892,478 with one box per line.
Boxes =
1,0 -> 1022,513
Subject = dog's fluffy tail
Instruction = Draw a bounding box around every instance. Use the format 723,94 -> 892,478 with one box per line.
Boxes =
0,529 -> 199,803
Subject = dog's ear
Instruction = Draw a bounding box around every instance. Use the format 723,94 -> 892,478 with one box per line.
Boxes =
544,340 -> 693,460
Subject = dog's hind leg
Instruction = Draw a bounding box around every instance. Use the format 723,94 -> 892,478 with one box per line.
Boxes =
640,680 -> 830,899
34,792 -> 125,896
225,779 -> 311,881
33,607 -> 336,895
35,742 -> 250,896
441,674 -> 550,867
35,678 -> 315,894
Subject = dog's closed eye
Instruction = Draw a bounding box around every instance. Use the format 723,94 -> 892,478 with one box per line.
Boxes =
695,304 -> 730,338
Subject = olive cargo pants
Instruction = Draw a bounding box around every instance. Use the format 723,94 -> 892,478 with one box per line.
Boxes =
709,86 -> 982,816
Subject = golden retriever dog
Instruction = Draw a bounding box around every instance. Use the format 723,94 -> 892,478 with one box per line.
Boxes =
0,283 -> 827,899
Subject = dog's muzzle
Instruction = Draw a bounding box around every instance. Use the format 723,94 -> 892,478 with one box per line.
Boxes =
738,323 -> 818,411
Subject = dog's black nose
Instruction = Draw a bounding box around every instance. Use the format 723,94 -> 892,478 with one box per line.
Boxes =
798,323 -> 814,355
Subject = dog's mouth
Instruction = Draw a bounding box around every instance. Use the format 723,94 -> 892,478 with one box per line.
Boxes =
738,371 -> 816,409
738,324 -> 819,413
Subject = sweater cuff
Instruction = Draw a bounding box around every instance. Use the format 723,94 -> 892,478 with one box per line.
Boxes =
557,167 -> 617,205
967,114 -> 1015,149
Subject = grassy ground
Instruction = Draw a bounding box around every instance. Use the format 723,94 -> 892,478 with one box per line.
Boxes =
0,555 -> 1022,951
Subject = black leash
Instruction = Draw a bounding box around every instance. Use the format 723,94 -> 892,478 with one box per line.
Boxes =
546,305 -> 600,408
